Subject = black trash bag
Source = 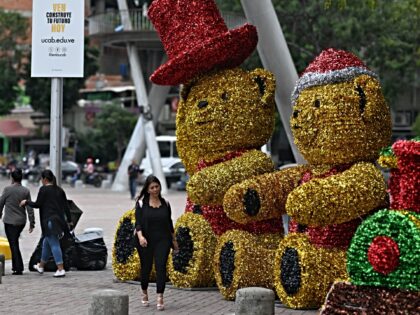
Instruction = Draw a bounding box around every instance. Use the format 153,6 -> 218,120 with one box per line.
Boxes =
29,238 -> 43,271
74,236 -> 107,270
29,233 -> 76,272
68,200 -> 83,227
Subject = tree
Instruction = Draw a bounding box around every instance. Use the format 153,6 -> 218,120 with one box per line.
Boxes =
0,9 -> 28,115
76,104 -> 137,163
216,0 -> 420,105
25,39 -> 99,114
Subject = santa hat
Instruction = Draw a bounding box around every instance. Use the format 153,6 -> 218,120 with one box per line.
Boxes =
148,0 -> 258,86
291,48 -> 378,105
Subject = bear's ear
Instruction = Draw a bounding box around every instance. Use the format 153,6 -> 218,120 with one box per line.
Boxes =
250,68 -> 276,105
177,85 -> 189,125
180,83 -> 192,102
180,76 -> 200,102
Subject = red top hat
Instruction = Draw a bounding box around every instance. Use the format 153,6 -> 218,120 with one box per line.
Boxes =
148,0 -> 258,85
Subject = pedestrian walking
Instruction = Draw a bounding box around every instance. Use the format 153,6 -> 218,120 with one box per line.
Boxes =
20,170 -> 73,277
128,159 -> 141,200
0,168 -> 34,275
135,175 -> 179,311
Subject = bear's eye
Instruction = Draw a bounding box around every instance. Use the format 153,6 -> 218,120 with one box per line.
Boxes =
356,85 -> 366,114
221,92 -> 229,101
314,99 -> 321,108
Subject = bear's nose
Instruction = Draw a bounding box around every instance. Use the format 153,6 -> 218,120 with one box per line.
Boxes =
197,100 -> 208,109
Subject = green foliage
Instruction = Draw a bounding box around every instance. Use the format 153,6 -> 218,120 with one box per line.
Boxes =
0,9 -> 28,115
0,60 -> 20,115
324,0 -> 378,9
14,85 -> 31,107
25,39 -> 99,114
215,0 -> 244,13
215,0 -> 419,105
275,0 -> 419,104
76,104 -> 137,163
0,9 -> 27,52
75,129 -> 103,162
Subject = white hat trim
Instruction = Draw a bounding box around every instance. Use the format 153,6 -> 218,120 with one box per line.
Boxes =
291,66 -> 378,105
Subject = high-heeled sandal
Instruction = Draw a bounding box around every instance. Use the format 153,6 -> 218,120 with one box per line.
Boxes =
141,292 -> 149,307
157,295 -> 164,311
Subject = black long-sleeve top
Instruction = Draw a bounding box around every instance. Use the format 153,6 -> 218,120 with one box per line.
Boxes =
27,185 -> 72,236
135,197 -> 174,242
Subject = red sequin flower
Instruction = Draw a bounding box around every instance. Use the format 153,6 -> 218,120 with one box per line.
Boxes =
367,236 -> 400,275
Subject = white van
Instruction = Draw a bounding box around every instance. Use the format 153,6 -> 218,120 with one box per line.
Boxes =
139,135 -> 185,185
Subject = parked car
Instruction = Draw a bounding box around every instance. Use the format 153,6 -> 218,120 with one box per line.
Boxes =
139,160 -> 186,188
18,160 -> 80,183
173,173 -> 189,191
139,135 -> 184,187
165,162 -> 186,186
62,160 -> 80,180
36,155 -> 80,181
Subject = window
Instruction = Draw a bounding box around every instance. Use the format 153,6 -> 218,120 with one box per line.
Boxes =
158,141 -> 171,158
393,111 -> 412,127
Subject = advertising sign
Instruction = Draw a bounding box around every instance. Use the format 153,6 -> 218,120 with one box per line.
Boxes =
31,0 -> 84,77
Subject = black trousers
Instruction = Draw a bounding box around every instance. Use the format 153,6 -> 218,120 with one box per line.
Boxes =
137,238 -> 171,294
4,223 -> 25,272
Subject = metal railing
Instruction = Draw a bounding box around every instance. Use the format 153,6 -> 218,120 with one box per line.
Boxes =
88,8 -> 247,36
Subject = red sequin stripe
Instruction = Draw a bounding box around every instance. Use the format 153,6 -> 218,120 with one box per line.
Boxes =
185,198 -> 195,212
292,163 -> 358,248
200,204 -> 283,236
299,163 -> 353,185
186,197 -> 283,236
288,220 -> 299,233
186,149 -> 284,236
186,150 -> 248,212
298,171 -> 313,185
288,220 -> 305,233
288,218 -> 362,249
196,149 -> 247,171
307,218 -> 362,249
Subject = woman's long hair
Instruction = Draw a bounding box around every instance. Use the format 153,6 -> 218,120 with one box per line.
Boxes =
137,175 -> 162,203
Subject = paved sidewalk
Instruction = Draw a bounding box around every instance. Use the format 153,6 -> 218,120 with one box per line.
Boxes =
0,178 -> 319,315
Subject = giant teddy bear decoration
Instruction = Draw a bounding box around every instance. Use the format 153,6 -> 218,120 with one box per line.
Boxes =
227,48 -> 392,308
111,0 -> 283,292
148,0 -> 285,299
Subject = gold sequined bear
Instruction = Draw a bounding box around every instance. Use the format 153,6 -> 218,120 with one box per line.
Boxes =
144,0 -> 286,299
169,67 -> 286,299
226,48 -> 392,308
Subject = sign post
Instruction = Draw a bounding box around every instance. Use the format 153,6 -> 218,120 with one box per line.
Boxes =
31,0 -> 84,185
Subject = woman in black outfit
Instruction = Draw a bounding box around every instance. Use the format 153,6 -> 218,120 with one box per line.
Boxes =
135,175 -> 178,311
20,170 -> 72,277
